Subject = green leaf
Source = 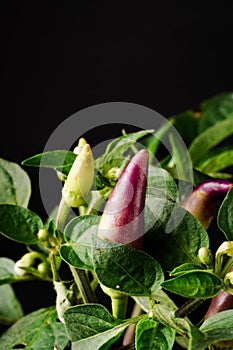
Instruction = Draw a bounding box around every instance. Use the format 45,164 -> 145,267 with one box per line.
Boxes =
144,167 -> 178,236
0,257 -> 15,285
0,158 -> 31,207
145,208 -> 209,271
0,204 -> 42,244
168,132 -> 193,182
190,310 -> 233,350
0,284 -> 23,325
135,318 -> 175,350
95,129 -> 154,170
189,118 -> 233,165
64,214 -> 100,243
64,304 -> 127,350
217,186 -> 233,240
0,307 -> 69,350
147,166 -> 178,203
60,242 -> 94,270
196,146 -> 233,174
134,290 -> 190,337
169,110 -> 200,146
141,121 -> 173,161
199,91 -> 233,132
22,150 -> 76,175
161,271 -> 222,298
93,237 -> 164,296
136,318 -> 159,350
170,263 -> 204,277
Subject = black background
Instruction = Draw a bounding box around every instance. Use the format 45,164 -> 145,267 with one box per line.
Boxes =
1,2 -> 233,347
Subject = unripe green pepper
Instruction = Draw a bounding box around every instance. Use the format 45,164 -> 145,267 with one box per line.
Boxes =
62,143 -> 94,207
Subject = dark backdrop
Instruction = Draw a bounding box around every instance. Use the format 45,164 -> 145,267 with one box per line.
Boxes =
1,2 -> 233,347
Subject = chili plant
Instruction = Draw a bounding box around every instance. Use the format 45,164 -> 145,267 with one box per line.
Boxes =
0,92 -> 233,349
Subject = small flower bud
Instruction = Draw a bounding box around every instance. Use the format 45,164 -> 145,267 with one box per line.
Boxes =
62,143 -> 94,207
38,228 -> 49,242
73,137 -> 87,155
14,260 -> 27,276
198,247 -> 213,267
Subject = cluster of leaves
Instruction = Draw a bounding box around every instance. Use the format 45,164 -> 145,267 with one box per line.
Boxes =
0,92 -> 233,349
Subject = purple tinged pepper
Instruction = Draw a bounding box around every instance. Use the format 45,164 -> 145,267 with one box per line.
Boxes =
182,179 -> 232,229
97,149 -> 149,249
205,269 -> 233,320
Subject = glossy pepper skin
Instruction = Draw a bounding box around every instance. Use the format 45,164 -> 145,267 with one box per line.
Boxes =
182,179 -> 232,229
204,268 -> 233,349
97,149 -> 149,249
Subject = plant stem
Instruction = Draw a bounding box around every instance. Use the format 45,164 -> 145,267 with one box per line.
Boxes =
123,302 -> 143,346
56,196 -> 71,231
221,257 -> 233,278
49,252 -> 60,281
175,298 -> 205,318
111,295 -> 128,320
70,266 -> 97,304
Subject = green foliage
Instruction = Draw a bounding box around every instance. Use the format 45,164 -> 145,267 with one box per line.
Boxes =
218,186 -> 233,240
135,317 -> 176,350
22,150 -> 76,175
1,94 -> 233,349
0,204 -> 42,244
0,284 -> 23,325
161,271 -> 222,298
0,158 -> 31,207
0,307 -> 69,349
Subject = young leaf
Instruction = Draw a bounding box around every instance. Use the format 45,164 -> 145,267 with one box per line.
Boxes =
95,129 -> 154,170
0,307 -> 69,350
196,146 -> 233,174
144,208 -> 209,271
60,242 -> 94,270
161,271 -> 223,298
134,290 -> 190,337
64,214 -> 100,243
217,186 -> 233,240
168,132 -> 193,182
170,263 -> 204,277
189,118 -> 233,165
0,158 -> 31,207
0,204 -> 42,244
22,150 -> 76,175
64,304 -> 127,350
93,237 -> 164,296
135,318 -> 175,350
0,257 -> 15,285
0,284 -> 23,325
169,110 -> 199,146
190,310 -> 233,350
199,91 -> 233,132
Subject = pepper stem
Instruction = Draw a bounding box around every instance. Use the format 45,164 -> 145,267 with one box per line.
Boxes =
111,294 -> 128,319
70,266 -> 97,304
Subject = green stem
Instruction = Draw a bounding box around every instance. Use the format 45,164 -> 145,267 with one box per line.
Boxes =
123,302 -> 143,346
221,257 -> 233,278
175,298 -> 205,318
70,266 -> 97,304
111,295 -> 128,320
56,196 -> 71,231
49,252 -> 60,281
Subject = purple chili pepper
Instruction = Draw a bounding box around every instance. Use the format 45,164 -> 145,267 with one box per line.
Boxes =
98,149 -> 149,249
182,179 -> 232,229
